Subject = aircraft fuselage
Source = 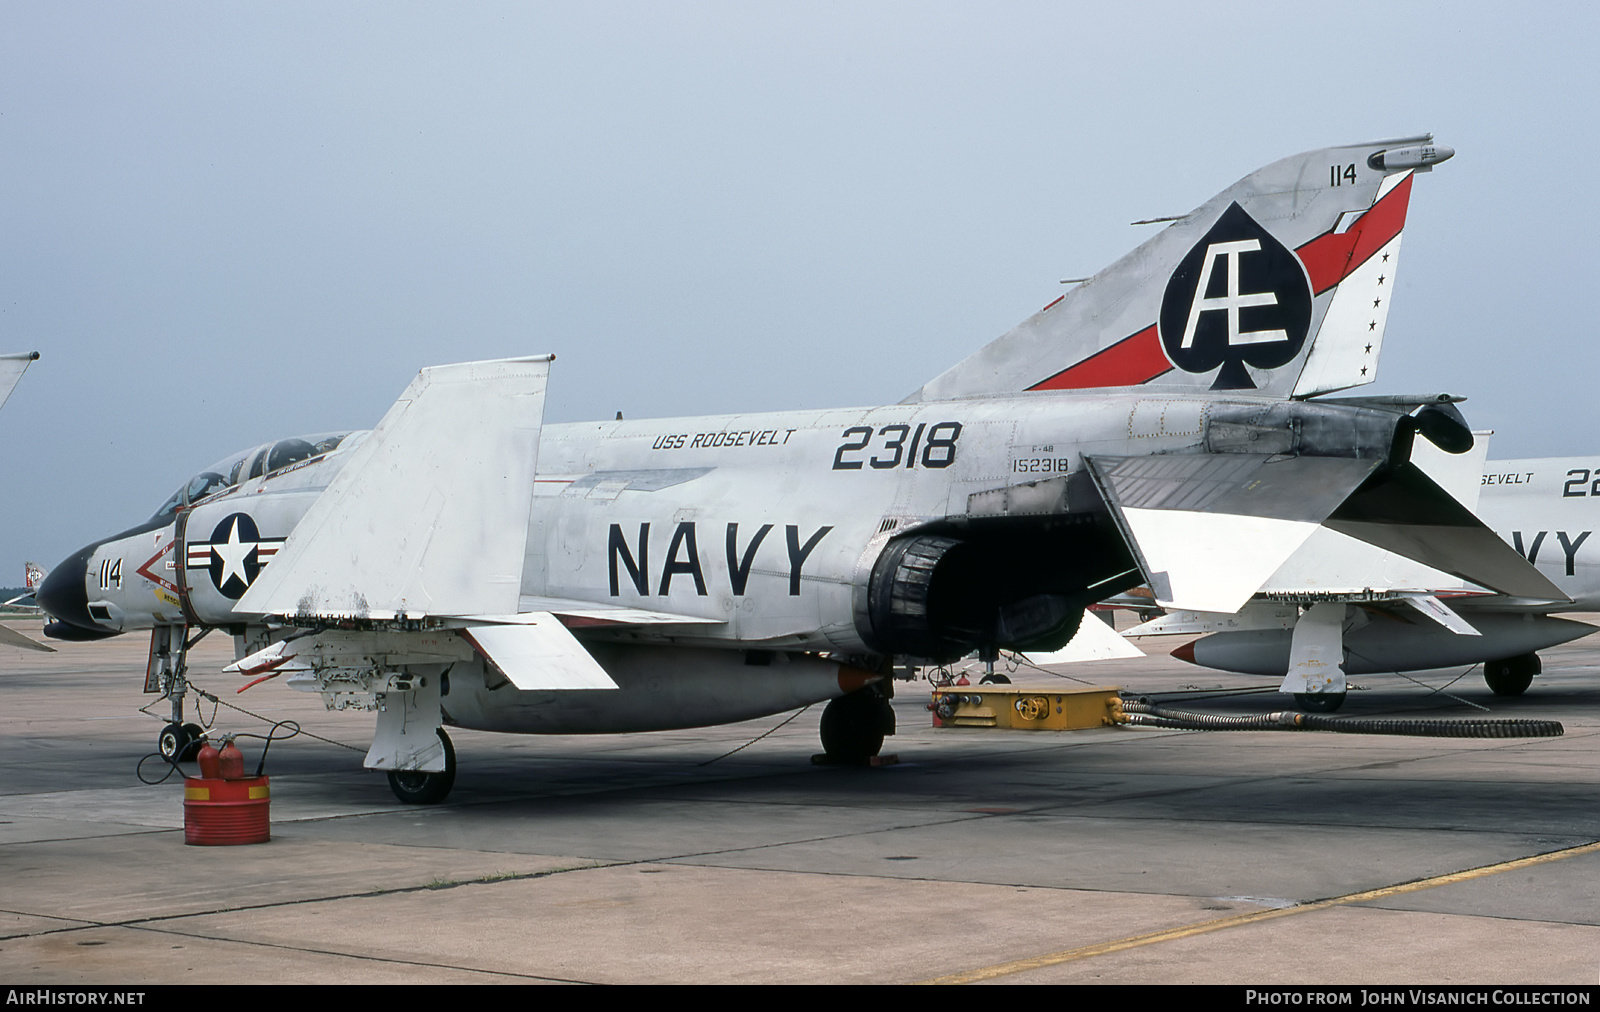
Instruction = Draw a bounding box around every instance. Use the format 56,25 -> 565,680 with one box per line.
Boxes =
61,389 -> 1253,656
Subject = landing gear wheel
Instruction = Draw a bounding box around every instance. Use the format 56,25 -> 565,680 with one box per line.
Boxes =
978,673 -> 1011,685
158,722 -> 204,761
386,729 -> 456,805
1293,692 -> 1347,713
1485,653 -> 1539,697
820,690 -> 892,764
179,723 -> 204,761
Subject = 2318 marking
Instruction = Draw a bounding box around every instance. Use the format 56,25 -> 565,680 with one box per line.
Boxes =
832,421 -> 961,470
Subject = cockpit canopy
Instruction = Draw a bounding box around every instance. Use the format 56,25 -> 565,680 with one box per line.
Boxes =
151,431 -> 361,521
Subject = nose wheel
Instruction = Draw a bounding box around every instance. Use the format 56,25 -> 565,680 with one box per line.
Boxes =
158,722 -> 205,761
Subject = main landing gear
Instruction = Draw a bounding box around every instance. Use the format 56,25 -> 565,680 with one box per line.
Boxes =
386,728 -> 457,805
1484,653 -> 1539,697
819,688 -> 895,764
1293,692 -> 1347,713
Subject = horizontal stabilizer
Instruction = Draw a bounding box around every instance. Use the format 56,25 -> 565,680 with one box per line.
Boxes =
1087,453 -> 1382,613
237,356 -> 553,620
1325,462 -> 1568,602
1020,612 -> 1143,663
458,614 -> 619,691
1254,432 -> 1487,596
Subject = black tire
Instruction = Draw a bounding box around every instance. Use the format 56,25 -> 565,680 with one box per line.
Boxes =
1293,691 -> 1347,713
1485,654 -> 1539,697
178,723 -> 205,761
386,729 -> 457,805
820,690 -> 892,763
158,722 -> 193,761
978,673 -> 1011,685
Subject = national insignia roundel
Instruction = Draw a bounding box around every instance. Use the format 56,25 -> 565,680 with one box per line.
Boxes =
184,512 -> 285,600
1157,202 -> 1312,390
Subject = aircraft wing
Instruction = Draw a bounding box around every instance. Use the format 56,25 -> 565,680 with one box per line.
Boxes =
237,356 -> 552,620
516,596 -> 725,628
0,623 -> 54,653
0,352 -> 39,413
1086,453 -> 1383,613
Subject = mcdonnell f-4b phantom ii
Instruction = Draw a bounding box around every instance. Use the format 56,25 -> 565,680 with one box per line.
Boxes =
38,135 -> 1568,803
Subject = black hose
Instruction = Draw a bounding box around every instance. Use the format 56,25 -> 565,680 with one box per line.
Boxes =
231,720 -> 304,777
135,751 -> 184,785
1119,699 -> 1563,739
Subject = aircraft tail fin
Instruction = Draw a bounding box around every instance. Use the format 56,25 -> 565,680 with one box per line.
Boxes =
0,351 -> 39,413
906,138 -> 1451,402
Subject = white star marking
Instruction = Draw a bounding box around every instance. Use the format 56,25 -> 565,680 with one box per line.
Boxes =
212,518 -> 255,589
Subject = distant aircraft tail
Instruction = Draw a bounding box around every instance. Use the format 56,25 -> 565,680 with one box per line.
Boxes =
905,137 -> 1452,403
0,351 -> 40,413
25,562 -> 46,592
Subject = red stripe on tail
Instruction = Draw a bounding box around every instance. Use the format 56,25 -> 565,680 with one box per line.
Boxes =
1027,325 -> 1171,391
1295,173 -> 1414,294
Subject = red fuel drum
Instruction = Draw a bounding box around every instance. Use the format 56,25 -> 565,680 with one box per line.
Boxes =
183,776 -> 270,845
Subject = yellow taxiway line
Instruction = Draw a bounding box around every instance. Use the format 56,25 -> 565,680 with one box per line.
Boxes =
920,839 -> 1600,985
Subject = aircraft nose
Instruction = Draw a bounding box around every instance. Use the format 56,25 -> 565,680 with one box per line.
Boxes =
36,542 -> 109,637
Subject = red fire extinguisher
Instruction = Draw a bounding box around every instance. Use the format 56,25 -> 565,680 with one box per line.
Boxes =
196,736 -> 221,779
217,735 -> 245,779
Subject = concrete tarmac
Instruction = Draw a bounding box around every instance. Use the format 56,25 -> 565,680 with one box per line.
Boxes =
1,617 -> 1597,985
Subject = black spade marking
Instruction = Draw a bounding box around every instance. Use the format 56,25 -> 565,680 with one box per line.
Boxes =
1158,203 -> 1312,390
207,512 -> 263,600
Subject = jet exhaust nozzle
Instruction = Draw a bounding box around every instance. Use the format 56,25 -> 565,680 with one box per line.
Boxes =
1412,402 -> 1474,455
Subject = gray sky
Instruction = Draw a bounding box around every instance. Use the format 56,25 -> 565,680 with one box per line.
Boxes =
2,1 -> 1596,581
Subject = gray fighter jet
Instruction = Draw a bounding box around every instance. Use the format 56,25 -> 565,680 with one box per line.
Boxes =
40,136 -> 1561,802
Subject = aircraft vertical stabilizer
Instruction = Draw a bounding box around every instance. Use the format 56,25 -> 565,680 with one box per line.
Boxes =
905,138 -> 1451,403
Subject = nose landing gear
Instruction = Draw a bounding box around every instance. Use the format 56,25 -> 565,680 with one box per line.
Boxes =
148,625 -> 212,761
158,721 -> 205,761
